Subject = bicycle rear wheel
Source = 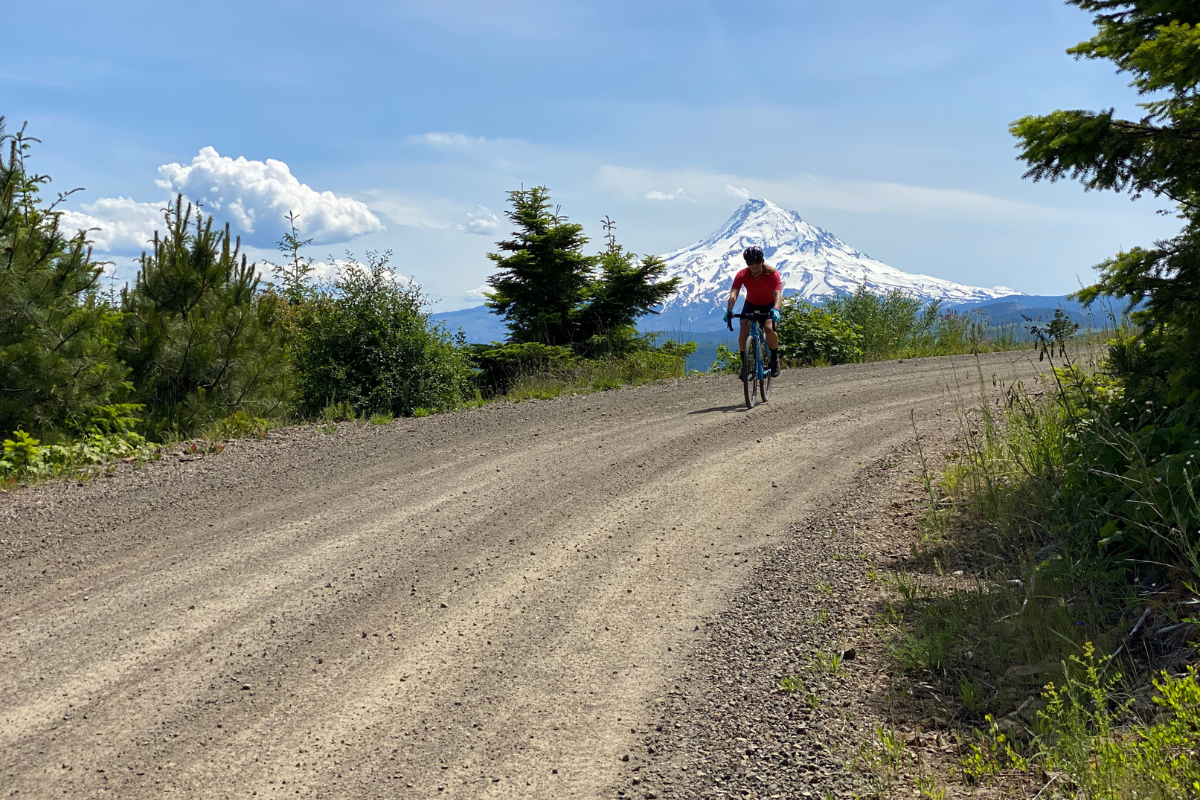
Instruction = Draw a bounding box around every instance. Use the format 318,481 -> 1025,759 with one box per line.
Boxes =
759,370 -> 771,403
743,338 -> 759,409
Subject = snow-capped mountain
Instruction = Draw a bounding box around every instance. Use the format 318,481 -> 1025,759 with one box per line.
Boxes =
649,199 -> 1020,330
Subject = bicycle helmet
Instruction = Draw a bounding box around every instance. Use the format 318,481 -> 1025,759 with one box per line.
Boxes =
743,246 -> 764,264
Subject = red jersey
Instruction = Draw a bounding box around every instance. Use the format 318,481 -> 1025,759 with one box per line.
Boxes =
731,267 -> 782,306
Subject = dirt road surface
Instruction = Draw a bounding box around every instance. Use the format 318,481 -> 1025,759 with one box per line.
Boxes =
1,352 -> 1045,799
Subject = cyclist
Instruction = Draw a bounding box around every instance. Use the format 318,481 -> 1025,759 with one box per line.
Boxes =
723,245 -> 782,377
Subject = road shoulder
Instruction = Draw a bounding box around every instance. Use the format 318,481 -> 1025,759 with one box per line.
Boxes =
612,434 -> 943,800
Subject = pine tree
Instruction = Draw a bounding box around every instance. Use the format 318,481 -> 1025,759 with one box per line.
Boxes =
577,246 -> 680,343
485,188 -> 679,348
119,196 -> 290,435
0,119 -> 128,438
485,187 -> 597,345
1011,0 -> 1200,399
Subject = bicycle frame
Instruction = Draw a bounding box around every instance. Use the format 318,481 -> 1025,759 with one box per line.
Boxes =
729,310 -> 773,408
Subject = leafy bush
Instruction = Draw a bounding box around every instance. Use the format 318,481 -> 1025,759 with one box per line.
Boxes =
289,251 -> 477,417
709,343 -> 740,374
0,120 -> 129,438
120,197 -> 291,438
0,404 -> 154,485
205,410 -> 271,441
776,298 -> 863,366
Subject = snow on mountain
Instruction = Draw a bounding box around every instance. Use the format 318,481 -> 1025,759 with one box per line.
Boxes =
649,199 -> 1020,330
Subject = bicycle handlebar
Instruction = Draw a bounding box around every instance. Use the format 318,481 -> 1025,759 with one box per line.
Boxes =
727,310 -> 773,331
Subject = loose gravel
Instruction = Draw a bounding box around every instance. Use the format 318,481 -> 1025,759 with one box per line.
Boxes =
1,352 -> 1044,799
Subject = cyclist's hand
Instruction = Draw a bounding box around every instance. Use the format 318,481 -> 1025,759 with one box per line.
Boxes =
723,309 -> 733,330
769,308 -> 780,323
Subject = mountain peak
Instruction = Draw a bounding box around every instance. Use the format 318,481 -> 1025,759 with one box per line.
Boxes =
652,199 -> 1020,330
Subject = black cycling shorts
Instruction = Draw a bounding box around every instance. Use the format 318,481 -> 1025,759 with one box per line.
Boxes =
740,301 -> 775,319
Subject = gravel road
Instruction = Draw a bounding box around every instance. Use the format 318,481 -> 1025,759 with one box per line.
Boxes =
1,351 -> 1045,799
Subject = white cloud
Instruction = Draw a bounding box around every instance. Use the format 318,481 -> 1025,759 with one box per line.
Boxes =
465,284 -> 491,300
596,165 -> 1066,224
156,147 -> 382,246
645,188 -> 693,202
58,197 -> 165,253
458,205 -> 502,235
408,132 -> 490,150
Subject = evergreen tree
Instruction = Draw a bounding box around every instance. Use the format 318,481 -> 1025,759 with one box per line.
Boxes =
0,119 -> 128,438
485,186 -> 596,345
485,188 -> 680,348
1011,0 -> 1200,399
119,196 -> 290,436
267,210 -> 317,306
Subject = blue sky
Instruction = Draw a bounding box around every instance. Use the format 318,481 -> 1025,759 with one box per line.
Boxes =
5,0 -> 1180,309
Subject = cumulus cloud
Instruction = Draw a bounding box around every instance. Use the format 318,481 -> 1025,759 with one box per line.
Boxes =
645,188 -> 693,202
725,184 -> 753,200
465,284 -> 491,300
458,206 -> 502,235
156,147 -> 382,246
58,197 -> 166,253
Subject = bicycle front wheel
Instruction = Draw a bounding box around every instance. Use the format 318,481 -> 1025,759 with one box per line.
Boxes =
743,337 -> 759,409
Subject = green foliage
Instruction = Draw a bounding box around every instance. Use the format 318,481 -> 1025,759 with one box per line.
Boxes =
823,287 -> 1003,361
320,401 -> 356,423
501,350 -> 686,402
119,196 -> 291,438
1036,646 -> 1200,800
266,210 -> 317,306
467,341 -> 578,396
0,404 -> 153,485
1011,1 -> 1200,401
0,119 -> 129,438
484,187 -> 679,346
205,410 -> 270,441
369,412 -> 393,426
775,297 -> 863,366
709,343 -> 741,374
289,250 -> 477,418
1059,381 -> 1200,571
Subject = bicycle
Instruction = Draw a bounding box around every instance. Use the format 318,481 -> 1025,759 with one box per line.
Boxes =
727,310 -> 773,409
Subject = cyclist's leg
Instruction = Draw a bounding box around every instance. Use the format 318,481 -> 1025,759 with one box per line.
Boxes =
738,318 -> 751,352
764,319 -> 781,376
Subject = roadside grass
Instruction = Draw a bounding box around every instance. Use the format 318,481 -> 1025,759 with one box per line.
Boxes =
504,352 -> 689,402
865,349 -> 1200,798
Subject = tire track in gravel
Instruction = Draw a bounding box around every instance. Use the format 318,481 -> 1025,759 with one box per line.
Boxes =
0,352 -> 1045,799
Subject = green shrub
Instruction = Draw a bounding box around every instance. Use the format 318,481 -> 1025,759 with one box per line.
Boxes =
823,286 -> 1009,361
319,401 -> 357,423
709,343 -> 741,374
0,404 -> 154,485
776,298 -> 863,366
120,197 -> 291,438
467,341 -> 577,396
205,410 -> 271,441
0,120 -> 129,439
289,251 -> 477,417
